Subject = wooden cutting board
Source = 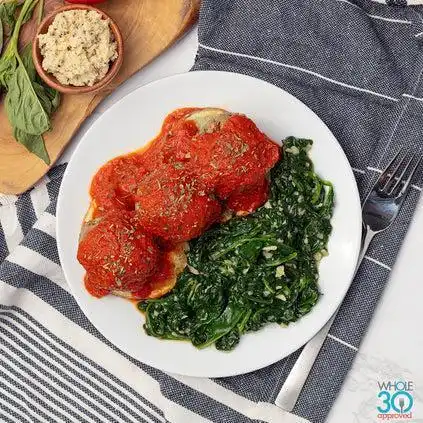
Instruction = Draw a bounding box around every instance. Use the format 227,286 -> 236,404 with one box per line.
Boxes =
0,0 -> 200,195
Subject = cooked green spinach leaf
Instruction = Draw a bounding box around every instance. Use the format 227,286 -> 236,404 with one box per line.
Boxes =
139,138 -> 335,351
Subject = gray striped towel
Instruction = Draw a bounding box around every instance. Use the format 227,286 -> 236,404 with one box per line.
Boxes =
1,0 -> 423,422
374,1 -> 423,5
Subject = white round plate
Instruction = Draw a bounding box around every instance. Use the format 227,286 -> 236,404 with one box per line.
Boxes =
57,71 -> 362,377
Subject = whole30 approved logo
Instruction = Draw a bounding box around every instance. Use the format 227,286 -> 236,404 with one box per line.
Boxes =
377,380 -> 414,420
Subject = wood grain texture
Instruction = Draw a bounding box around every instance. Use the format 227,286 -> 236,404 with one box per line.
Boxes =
0,0 -> 200,194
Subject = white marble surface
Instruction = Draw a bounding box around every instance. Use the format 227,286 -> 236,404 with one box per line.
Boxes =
61,27 -> 423,423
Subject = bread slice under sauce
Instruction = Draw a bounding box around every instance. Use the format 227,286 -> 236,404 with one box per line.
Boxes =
111,244 -> 187,300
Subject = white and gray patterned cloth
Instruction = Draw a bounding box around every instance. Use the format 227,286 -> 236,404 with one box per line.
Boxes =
2,1 -> 423,422
373,0 -> 423,5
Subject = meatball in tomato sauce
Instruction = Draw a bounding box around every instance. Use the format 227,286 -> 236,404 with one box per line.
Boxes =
90,155 -> 147,217
135,167 -> 221,243
154,109 -> 280,200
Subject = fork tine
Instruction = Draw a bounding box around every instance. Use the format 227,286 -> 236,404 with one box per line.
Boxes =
373,149 -> 401,191
388,152 -> 415,195
397,154 -> 423,197
382,151 -> 409,193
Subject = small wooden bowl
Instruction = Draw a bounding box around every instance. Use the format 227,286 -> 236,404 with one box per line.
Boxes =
32,5 -> 124,95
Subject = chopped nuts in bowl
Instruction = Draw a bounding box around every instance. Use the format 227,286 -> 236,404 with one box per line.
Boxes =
33,5 -> 123,95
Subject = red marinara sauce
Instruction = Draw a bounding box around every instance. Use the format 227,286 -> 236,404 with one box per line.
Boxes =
77,212 -> 160,298
134,166 -> 222,242
79,108 -> 280,300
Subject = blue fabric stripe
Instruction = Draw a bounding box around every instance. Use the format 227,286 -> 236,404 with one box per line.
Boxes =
0,334 -> 109,422
15,191 -> 36,238
0,403 -> 25,423
329,259 -> 390,347
21,228 -> 60,265
0,321 -> 144,423
293,337 -> 356,422
47,163 -> 67,181
0,314 -> 162,423
46,197 -> 57,216
47,179 -> 62,205
0,369 -> 51,422
0,358 -> 69,422
0,221 -> 8,263
146,368 -> 263,423
0,261 -> 96,332
0,306 -> 165,421
0,385 -> 40,423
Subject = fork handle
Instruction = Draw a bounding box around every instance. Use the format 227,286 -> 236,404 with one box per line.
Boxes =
275,227 -> 375,412
357,226 -> 376,267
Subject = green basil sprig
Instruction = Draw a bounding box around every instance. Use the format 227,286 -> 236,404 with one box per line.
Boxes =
0,0 -> 60,165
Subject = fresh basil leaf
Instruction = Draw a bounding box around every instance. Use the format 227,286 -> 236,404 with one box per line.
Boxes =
13,127 -> 50,165
0,52 -> 16,88
20,43 -> 36,81
1,0 -> 53,164
0,15 -> 3,56
32,81 -> 53,114
0,1 -> 19,88
45,85 -> 60,112
0,2 -> 18,31
20,43 -> 61,113
21,0 -> 38,24
36,0 -> 44,26
5,60 -> 50,135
